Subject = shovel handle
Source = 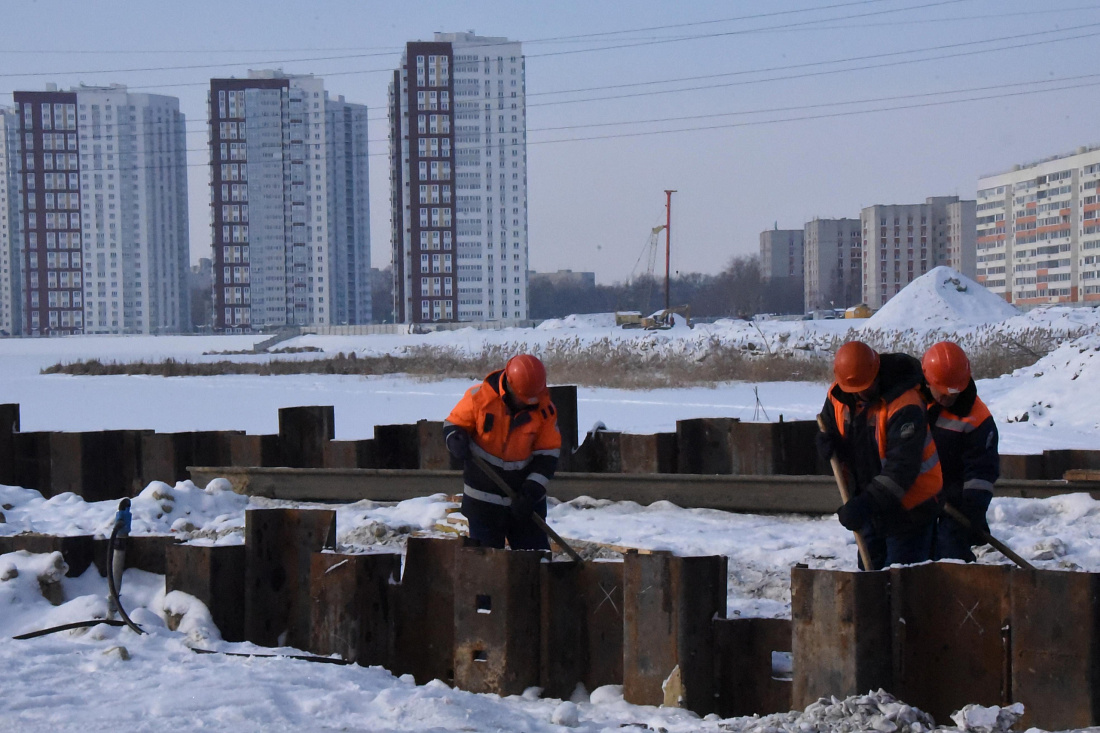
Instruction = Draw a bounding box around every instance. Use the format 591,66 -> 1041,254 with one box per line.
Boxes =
817,415 -> 876,571
942,502 -> 1034,570
470,454 -> 584,564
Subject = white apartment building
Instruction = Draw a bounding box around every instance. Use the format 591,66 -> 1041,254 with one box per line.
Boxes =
209,71 -> 371,332
389,32 -> 528,324
9,85 -> 190,336
0,108 -> 22,335
804,218 -> 862,311
860,196 -> 976,309
976,145 -> 1100,306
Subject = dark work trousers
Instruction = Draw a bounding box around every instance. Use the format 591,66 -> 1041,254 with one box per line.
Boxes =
935,513 -> 977,563
856,517 -> 935,571
462,494 -> 550,551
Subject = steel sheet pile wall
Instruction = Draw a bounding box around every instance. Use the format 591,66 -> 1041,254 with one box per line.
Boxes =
792,563 -> 1100,731
2,401 -> 1097,504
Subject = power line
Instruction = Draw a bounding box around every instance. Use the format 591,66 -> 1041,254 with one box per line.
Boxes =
0,0 -> 960,80
527,24 -> 1100,107
522,0 -> 977,59
528,78 -> 1100,145
528,19 -> 1100,100
524,72 -> 1100,133
7,73 -> 1095,178
6,21 -> 1097,151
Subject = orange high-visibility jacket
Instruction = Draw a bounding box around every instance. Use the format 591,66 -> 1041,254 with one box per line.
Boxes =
444,369 -> 561,504
821,354 -> 942,512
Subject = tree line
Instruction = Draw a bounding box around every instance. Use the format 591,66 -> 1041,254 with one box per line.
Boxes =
363,257 -> 805,325
530,255 -> 803,321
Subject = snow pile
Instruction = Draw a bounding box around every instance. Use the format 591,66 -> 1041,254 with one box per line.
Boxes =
951,702 -> 1025,733
536,312 -> 618,330
723,689 -> 935,733
0,478 -> 249,541
336,495 -> 457,549
865,266 -> 1019,330
982,333 -> 1100,437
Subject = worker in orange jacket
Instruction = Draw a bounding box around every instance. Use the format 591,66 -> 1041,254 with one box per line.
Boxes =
921,341 -> 1000,563
817,341 -> 943,570
443,354 -> 562,550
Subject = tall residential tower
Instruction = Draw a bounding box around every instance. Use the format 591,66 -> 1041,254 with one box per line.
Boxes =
209,70 -> 370,332
389,32 -> 528,324
9,85 -> 190,336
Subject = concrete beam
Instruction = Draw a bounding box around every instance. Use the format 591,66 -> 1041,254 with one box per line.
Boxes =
187,466 -> 1100,513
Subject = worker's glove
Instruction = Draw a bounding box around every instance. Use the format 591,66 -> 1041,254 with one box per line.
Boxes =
815,431 -> 841,462
510,480 -> 546,520
836,492 -> 876,532
958,489 -> 992,546
446,430 -> 470,461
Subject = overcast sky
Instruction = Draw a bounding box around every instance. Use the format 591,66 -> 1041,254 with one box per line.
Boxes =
2,0 -> 1099,284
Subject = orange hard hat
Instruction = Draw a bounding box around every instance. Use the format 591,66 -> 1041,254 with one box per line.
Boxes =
834,341 -> 880,393
922,341 -> 971,394
505,354 -> 547,405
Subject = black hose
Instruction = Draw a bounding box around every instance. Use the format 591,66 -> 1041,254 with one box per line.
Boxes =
106,522 -> 144,635
13,619 -> 127,640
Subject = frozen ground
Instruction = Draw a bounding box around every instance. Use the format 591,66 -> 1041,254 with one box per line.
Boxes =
1,270 -> 1099,730
2,478 -> 1098,731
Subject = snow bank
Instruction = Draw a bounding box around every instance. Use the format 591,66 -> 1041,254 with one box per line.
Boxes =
983,333 -> 1100,441
864,266 -> 1019,330
0,478 -> 249,541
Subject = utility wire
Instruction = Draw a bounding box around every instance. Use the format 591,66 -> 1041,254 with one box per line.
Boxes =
528,25 -> 1100,107
528,19 -> 1100,100
530,77 -> 1100,145
523,0 -> 976,59
18,16 -> 1088,130
9,74 -> 1096,177
0,0 -> 963,80
525,72 -> 1100,133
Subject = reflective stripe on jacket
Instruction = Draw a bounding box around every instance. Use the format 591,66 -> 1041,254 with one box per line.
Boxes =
926,379 -> 999,500
444,369 -> 561,502
827,381 -> 943,511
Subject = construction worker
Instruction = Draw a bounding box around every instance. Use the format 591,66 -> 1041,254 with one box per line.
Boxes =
817,341 -> 943,570
921,341 -> 999,563
443,354 -> 561,550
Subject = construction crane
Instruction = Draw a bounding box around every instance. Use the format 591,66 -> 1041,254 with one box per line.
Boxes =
615,193 -> 692,330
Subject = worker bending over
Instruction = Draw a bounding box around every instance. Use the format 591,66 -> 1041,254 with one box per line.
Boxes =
818,341 -> 943,570
443,354 -> 561,550
921,341 -> 999,563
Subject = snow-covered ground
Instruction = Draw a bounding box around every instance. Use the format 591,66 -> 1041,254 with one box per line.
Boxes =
2,268 -> 1099,731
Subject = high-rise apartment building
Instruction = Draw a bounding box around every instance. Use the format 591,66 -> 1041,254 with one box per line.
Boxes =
860,196 -> 976,309
209,70 -> 370,332
0,107 -> 23,335
804,217 -> 862,311
759,228 -> 804,281
976,146 -> 1100,306
7,85 -> 190,336
389,32 -> 528,324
